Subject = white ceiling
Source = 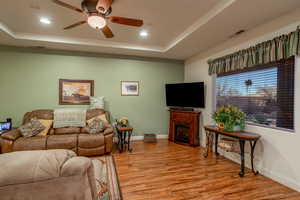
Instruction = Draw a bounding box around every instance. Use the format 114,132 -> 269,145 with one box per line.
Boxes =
1,0 -> 300,60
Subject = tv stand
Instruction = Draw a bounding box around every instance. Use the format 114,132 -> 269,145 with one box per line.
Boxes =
169,107 -> 194,111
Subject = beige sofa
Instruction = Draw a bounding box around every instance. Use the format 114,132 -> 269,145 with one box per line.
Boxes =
0,149 -> 100,200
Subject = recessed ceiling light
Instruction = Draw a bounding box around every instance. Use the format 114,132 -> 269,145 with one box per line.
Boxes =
140,30 -> 148,37
40,17 -> 51,25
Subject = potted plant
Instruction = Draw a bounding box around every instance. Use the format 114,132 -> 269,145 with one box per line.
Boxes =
212,105 -> 245,132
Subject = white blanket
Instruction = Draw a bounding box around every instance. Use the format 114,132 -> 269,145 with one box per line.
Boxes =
53,109 -> 86,128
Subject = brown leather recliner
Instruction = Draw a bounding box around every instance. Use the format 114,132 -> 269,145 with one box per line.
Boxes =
0,109 -> 114,156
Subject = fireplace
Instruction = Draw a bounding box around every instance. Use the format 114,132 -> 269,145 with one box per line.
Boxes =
175,123 -> 190,143
169,110 -> 200,146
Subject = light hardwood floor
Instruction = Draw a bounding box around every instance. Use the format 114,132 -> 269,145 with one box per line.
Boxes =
113,139 -> 300,200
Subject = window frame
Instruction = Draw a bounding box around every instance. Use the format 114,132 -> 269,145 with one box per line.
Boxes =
215,57 -> 295,132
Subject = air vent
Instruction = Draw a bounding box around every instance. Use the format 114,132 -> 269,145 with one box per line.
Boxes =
229,29 -> 246,38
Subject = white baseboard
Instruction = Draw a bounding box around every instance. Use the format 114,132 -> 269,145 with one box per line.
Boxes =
113,134 -> 168,143
219,149 -> 300,192
259,168 -> 300,192
131,134 -> 168,141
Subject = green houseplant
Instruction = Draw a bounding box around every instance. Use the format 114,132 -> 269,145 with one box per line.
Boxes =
212,105 -> 246,132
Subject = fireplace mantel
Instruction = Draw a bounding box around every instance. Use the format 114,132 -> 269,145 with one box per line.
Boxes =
168,110 -> 200,146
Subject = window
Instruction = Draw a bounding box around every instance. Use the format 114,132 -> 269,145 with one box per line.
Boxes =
216,57 -> 295,131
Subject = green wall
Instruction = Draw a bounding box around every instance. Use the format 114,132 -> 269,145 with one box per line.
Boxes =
0,46 -> 184,136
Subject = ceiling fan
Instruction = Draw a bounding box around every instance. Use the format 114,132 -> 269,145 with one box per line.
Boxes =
52,0 -> 144,38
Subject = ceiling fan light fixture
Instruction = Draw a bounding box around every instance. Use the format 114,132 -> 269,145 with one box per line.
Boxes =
87,15 -> 106,29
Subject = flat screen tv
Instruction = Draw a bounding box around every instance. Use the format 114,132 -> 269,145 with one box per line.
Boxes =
165,82 -> 205,108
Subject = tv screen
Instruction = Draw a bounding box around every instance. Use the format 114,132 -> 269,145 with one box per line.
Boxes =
0,122 -> 11,131
165,82 -> 205,108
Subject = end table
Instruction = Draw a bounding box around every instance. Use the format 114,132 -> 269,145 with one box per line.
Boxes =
116,126 -> 133,153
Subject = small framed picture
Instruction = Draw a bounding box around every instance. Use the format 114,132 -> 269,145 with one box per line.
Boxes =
59,79 -> 94,105
121,81 -> 139,96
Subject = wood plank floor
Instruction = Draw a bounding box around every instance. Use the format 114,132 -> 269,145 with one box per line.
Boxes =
112,139 -> 300,200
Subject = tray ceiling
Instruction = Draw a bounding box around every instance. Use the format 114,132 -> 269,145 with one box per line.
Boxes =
1,0 -> 300,60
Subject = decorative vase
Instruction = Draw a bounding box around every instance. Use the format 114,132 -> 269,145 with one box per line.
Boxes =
216,122 -> 244,132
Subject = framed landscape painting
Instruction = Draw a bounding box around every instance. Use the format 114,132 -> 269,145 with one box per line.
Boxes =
121,81 -> 139,96
59,79 -> 94,105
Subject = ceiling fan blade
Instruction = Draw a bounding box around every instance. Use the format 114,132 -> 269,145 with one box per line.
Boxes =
101,25 -> 114,38
52,0 -> 83,13
97,0 -> 113,13
109,16 -> 143,27
64,21 -> 86,30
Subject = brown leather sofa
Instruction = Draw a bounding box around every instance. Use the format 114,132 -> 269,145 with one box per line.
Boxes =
0,109 -> 114,156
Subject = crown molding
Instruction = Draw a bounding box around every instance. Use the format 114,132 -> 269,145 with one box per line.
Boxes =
0,45 -> 184,64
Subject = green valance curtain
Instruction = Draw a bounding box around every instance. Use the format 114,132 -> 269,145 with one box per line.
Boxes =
208,27 -> 300,75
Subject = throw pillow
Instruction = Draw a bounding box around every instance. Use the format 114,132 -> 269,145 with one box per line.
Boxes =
90,96 -> 105,109
87,114 -> 108,124
19,119 -> 45,137
87,119 -> 107,134
36,119 -> 53,136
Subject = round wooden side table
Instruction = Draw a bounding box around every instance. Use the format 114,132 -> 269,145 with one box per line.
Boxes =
116,126 -> 133,153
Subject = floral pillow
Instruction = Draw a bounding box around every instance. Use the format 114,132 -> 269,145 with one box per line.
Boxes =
87,119 -> 107,134
36,119 -> 53,136
19,119 -> 45,137
87,114 -> 108,124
